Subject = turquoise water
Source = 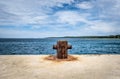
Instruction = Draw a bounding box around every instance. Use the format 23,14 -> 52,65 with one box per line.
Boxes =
0,38 -> 120,55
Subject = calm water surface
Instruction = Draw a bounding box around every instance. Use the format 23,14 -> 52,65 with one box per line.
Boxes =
0,38 -> 120,55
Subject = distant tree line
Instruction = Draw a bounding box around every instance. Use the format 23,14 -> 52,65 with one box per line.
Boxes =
108,35 -> 120,38
63,35 -> 120,38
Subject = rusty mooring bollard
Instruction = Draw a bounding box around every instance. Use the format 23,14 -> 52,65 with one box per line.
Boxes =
53,40 -> 72,59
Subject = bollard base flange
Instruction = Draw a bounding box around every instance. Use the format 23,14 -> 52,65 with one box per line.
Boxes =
44,55 -> 78,62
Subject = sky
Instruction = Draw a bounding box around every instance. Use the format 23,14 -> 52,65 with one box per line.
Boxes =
0,0 -> 120,38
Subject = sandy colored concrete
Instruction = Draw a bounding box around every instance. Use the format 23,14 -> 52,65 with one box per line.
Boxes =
0,55 -> 120,79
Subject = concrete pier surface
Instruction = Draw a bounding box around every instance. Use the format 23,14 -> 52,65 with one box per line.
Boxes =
0,55 -> 120,79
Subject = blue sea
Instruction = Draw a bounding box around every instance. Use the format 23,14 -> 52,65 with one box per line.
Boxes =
0,38 -> 120,55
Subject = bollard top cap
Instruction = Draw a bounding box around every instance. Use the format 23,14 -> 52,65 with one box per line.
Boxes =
57,40 -> 68,44
57,40 -> 67,42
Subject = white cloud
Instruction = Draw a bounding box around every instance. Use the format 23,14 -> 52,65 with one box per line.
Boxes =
90,22 -> 115,33
0,0 -> 74,15
94,0 -> 120,20
0,0 -> 74,26
84,20 -> 120,35
55,11 -> 90,25
76,1 -> 93,9
0,28 -> 56,38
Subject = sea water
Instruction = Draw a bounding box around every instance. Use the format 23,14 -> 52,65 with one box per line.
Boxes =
0,38 -> 120,55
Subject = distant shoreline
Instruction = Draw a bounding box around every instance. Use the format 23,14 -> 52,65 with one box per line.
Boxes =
48,35 -> 120,39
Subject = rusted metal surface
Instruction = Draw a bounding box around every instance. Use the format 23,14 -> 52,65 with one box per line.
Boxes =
53,40 -> 72,59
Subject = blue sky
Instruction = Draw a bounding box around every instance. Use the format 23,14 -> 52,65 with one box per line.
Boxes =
0,0 -> 120,38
